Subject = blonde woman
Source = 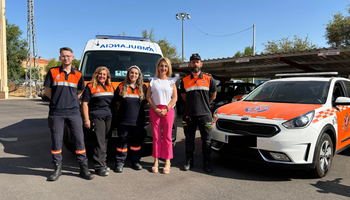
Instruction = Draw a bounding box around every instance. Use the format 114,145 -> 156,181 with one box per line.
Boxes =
113,65 -> 147,173
82,66 -> 114,176
146,58 -> 177,174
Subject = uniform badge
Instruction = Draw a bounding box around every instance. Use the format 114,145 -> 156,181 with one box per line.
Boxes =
56,74 -> 60,80
97,88 -> 101,92
245,105 -> 269,113
202,80 -> 205,85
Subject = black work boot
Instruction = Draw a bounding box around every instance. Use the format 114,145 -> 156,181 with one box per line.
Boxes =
95,166 -> 109,176
203,155 -> 213,173
48,162 -> 62,181
79,162 -> 94,180
182,153 -> 194,171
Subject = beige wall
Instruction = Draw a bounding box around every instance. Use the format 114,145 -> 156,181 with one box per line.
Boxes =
0,0 -> 8,99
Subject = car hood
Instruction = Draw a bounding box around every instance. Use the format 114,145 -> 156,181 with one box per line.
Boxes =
216,101 -> 322,121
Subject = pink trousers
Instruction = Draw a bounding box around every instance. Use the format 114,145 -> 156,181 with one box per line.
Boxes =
149,105 -> 174,159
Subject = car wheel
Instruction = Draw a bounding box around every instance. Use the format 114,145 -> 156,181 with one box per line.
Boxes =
63,124 -> 75,152
310,133 -> 333,178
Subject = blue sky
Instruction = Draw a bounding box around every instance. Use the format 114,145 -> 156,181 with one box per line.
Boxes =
5,0 -> 350,62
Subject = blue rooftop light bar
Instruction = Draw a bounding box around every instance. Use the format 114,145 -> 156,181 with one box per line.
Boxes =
95,35 -> 150,41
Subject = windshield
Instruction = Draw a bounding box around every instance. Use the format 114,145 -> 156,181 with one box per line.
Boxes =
244,81 -> 330,104
80,51 -> 162,82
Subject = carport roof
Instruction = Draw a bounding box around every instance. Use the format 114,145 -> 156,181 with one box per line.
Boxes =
171,46 -> 350,80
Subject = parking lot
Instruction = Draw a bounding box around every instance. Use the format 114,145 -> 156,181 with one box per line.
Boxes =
1,98 -> 350,200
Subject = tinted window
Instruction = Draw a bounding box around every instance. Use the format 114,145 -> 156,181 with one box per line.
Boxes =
80,51 -> 161,81
245,81 -> 329,104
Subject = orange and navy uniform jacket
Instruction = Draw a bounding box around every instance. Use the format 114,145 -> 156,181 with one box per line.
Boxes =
180,72 -> 217,116
44,66 -> 85,116
81,82 -> 114,118
112,83 -> 147,126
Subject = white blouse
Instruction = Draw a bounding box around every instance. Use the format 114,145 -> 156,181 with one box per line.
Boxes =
149,77 -> 177,106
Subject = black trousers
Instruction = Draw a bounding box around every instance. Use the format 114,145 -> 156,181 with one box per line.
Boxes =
90,115 -> 112,170
116,125 -> 143,166
182,114 -> 213,156
48,114 -> 87,163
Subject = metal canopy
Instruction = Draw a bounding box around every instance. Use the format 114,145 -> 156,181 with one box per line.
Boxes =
172,46 -> 350,81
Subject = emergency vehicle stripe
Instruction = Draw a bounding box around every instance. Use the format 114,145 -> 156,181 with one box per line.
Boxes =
312,107 -> 346,123
125,94 -> 140,98
117,148 -> 128,153
51,149 -> 62,155
52,81 -> 78,88
130,146 -> 141,151
76,149 -> 86,154
185,86 -> 209,92
91,92 -> 114,98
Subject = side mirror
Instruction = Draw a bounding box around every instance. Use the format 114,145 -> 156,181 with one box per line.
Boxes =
335,97 -> 350,105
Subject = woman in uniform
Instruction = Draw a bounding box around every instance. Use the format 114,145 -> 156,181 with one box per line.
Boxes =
113,65 -> 147,173
82,66 -> 114,176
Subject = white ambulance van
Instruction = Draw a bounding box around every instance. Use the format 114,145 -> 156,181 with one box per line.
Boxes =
63,35 -> 177,152
212,72 -> 350,177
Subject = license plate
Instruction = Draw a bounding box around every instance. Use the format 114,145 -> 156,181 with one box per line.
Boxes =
228,135 -> 257,147
111,129 -> 118,138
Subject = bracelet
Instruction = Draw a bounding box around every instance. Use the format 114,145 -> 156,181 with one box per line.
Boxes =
166,107 -> 169,112
84,119 -> 89,122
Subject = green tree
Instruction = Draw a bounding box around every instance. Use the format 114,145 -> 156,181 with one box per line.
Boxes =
44,58 -> 79,73
234,46 -> 256,57
262,35 -> 318,53
6,20 -> 27,79
142,28 -> 181,63
45,59 -> 61,72
325,5 -> 350,47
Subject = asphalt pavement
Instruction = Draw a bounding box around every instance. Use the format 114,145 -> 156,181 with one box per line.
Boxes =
1,97 -> 350,199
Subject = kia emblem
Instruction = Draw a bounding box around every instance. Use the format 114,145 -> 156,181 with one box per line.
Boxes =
241,117 -> 249,120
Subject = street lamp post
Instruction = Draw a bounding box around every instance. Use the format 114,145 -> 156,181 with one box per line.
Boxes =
176,13 -> 190,62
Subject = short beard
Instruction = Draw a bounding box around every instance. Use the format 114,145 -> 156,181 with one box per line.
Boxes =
191,67 -> 201,73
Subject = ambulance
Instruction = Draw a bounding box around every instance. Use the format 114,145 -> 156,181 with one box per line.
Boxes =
63,35 -> 177,152
212,72 -> 350,177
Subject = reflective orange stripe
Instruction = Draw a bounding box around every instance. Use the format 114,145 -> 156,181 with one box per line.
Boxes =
182,73 -> 211,91
51,149 -> 62,155
117,147 -> 128,153
130,146 -> 141,151
75,149 -> 86,154
118,83 -> 141,96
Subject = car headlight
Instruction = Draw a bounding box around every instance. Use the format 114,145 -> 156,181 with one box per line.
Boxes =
282,111 -> 314,129
213,108 -> 219,124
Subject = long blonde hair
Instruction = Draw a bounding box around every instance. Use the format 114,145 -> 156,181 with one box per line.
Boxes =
155,57 -> 172,78
91,66 -> 114,91
120,65 -> 144,100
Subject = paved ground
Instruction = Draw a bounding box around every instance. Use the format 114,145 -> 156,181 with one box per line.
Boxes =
1,97 -> 350,199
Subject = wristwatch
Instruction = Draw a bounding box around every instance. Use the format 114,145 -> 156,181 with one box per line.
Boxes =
84,119 -> 89,122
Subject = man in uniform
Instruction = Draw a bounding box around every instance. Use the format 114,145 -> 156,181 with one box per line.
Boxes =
44,47 -> 94,181
180,53 -> 217,173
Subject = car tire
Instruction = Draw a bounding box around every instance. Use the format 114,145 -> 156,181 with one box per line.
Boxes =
310,133 -> 333,178
63,124 -> 75,152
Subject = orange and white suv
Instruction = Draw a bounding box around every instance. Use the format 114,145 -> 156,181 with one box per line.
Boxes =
212,72 -> 350,177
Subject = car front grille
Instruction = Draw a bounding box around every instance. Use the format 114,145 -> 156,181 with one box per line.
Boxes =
216,119 -> 280,137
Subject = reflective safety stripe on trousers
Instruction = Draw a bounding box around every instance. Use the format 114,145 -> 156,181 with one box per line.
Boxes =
51,149 -> 62,155
76,149 -> 86,154
130,146 -> 141,151
117,148 -> 128,153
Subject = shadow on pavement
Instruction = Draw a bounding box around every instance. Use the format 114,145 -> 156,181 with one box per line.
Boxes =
0,118 -> 94,180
